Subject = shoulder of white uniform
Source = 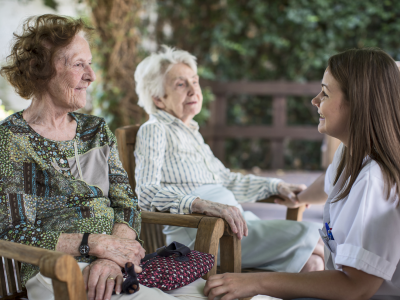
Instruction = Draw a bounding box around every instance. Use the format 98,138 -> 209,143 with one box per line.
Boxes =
363,159 -> 385,183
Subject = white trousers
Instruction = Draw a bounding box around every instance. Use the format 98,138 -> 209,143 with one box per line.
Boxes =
26,262 -> 208,300
164,184 -> 321,273
25,269 -> 279,300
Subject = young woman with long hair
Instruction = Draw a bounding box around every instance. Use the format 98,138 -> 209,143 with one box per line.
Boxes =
204,48 -> 400,300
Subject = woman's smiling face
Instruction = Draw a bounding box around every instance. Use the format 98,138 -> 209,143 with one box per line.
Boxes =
45,33 -> 96,111
311,68 -> 351,145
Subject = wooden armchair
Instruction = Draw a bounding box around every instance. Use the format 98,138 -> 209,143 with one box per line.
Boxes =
115,124 -> 306,273
0,239 -> 86,300
0,213 -> 225,300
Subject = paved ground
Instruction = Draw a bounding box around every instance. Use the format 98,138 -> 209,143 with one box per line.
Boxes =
240,170 -> 324,225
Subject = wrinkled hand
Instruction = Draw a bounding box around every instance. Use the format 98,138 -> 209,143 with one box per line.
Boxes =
192,198 -> 248,240
204,273 -> 260,300
83,259 -> 124,300
274,182 -> 308,208
92,235 -> 145,272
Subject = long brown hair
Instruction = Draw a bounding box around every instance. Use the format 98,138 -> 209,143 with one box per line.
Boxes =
330,48 -> 400,202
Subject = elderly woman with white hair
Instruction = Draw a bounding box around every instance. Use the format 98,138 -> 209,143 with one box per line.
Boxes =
134,46 -> 324,274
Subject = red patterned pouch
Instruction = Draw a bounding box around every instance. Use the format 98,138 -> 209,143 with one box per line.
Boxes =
136,241 -> 215,291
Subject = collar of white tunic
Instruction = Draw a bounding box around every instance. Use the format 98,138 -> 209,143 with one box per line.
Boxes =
151,109 -> 200,132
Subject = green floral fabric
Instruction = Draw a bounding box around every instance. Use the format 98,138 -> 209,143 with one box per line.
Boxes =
0,111 -> 141,286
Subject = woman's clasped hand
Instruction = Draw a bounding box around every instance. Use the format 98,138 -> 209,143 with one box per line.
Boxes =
275,182 -> 308,208
89,234 -> 145,270
83,235 -> 145,299
83,259 -> 125,299
56,230 -> 146,300
192,198 -> 248,239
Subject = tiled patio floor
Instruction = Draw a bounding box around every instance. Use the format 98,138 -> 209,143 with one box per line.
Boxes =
240,170 -> 324,225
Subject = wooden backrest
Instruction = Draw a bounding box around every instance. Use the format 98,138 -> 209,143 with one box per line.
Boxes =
0,257 -> 26,299
115,124 -> 141,191
0,240 -> 86,300
115,124 -> 166,253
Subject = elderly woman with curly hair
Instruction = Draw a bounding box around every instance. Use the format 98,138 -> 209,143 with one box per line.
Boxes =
0,15 -> 206,300
134,46 -> 324,275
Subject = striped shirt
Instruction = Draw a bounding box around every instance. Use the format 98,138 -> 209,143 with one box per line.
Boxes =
134,110 -> 282,214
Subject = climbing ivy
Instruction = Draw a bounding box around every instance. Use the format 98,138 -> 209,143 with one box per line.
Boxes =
155,0 -> 400,169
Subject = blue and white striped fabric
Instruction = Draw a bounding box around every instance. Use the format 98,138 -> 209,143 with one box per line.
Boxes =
134,110 -> 282,214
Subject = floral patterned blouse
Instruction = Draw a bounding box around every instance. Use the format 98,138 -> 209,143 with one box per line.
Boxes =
0,111 -> 141,286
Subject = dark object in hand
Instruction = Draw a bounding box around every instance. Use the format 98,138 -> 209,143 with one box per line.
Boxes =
122,262 -> 140,294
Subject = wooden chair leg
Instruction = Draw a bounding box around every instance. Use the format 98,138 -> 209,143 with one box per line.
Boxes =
194,217 -> 225,279
219,234 -> 241,274
286,204 -> 306,221
219,227 -> 250,300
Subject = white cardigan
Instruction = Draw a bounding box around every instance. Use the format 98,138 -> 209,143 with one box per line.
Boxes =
134,110 -> 282,214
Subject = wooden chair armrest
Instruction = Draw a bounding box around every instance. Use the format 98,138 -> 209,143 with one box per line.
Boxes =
0,240 -> 86,300
141,211 -> 225,279
141,211 -> 205,228
256,196 -> 276,204
257,196 -> 306,221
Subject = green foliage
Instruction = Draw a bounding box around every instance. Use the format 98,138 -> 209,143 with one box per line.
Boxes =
43,0 -> 58,10
86,0 -> 147,131
0,100 -> 13,121
225,138 -> 272,169
285,140 -> 322,170
286,96 -> 319,126
17,0 -> 58,10
193,86 -> 215,125
227,95 -> 273,126
156,0 -> 400,170
157,0 -> 400,81
193,66 -> 215,125
225,139 -> 322,170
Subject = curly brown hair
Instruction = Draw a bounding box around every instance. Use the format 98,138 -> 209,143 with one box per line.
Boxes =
0,14 -> 94,99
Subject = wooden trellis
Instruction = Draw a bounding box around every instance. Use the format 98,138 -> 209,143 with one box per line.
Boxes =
200,80 -> 327,169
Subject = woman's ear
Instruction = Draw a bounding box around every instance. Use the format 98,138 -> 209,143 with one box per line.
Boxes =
152,96 -> 165,109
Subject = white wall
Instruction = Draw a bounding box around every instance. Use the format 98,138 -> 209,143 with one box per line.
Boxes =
0,0 -> 88,111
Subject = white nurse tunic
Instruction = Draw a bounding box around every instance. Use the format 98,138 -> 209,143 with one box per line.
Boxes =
324,144 -> 400,299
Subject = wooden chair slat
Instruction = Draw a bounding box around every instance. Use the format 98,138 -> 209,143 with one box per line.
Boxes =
150,224 -> 160,253
157,224 -> 166,248
115,125 -> 140,192
142,223 -> 157,254
141,224 -> 150,253
13,260 -> 23,293
147,224 -> 157,254
4,258 -> 16,296
0,257 -> 7,298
